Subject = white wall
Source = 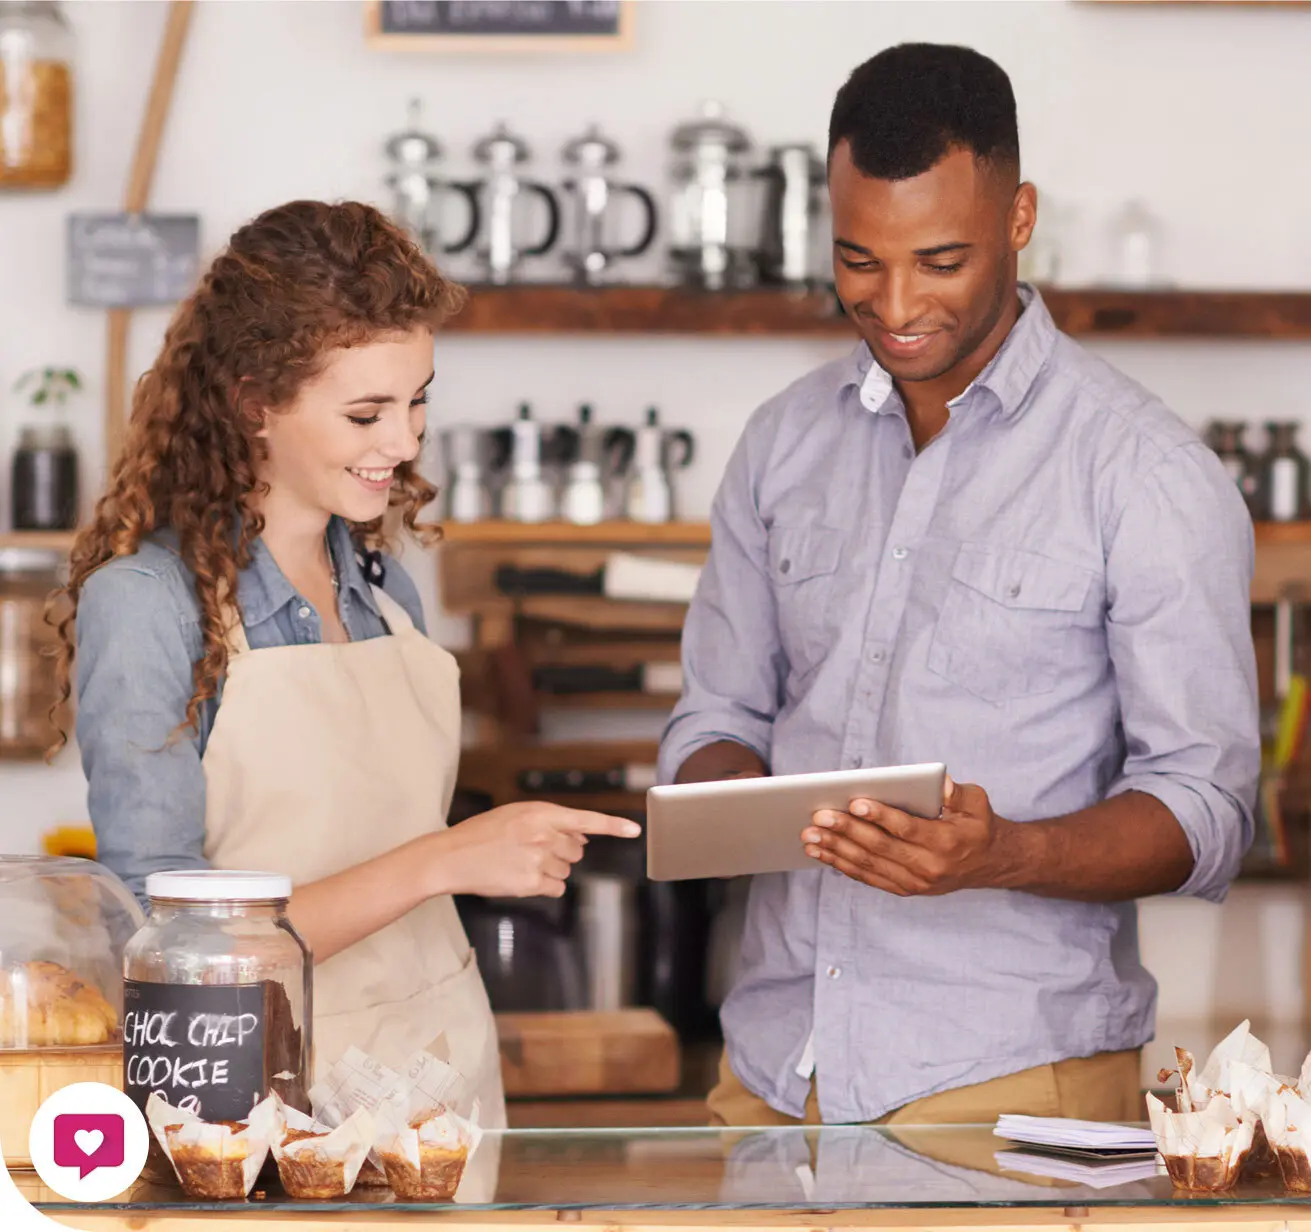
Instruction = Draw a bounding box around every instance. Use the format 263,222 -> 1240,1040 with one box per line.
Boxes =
1,0 -> 1308,1028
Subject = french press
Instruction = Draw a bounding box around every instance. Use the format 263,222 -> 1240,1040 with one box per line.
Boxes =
560,125 -> 658,285
666,101 -> 758,291
383,100 -> 480,259
469,122 -> 561,285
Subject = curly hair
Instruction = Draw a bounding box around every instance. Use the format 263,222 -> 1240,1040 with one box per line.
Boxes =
49,199 -> 464,754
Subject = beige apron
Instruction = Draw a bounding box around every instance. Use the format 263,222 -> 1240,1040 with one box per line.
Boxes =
199,582 -> 507,1179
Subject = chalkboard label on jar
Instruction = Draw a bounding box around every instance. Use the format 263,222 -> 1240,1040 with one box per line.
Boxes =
122,980 -> 266,1122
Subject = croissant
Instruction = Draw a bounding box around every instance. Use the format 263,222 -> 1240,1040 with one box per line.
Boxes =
0,960 -> 117,1047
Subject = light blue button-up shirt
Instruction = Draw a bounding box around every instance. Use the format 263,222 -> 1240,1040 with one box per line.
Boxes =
658,286 -> 1259,1123
75,516 -> 427,905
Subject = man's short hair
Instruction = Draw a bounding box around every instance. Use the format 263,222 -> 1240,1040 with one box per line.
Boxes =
828,43 -> 1020,182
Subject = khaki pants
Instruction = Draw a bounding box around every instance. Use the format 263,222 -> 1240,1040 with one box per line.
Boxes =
707,1048 -> 1143,1177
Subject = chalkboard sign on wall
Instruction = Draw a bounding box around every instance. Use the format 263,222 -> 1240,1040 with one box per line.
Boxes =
365,1 -> 634,51
67,213 -> 201,308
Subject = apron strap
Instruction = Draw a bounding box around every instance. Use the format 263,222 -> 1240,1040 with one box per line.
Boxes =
371,585 -> 416,635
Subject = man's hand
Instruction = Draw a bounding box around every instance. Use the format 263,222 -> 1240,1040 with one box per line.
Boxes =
801,775 -> 1027,895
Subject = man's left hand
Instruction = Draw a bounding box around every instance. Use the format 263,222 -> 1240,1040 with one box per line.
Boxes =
801,775 -> 1025,895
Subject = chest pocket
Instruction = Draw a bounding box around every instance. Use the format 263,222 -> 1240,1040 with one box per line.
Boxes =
926,543 -> 1095,704
767,525 -> 843,681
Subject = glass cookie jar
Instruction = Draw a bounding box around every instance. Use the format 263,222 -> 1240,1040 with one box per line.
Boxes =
0,855 -> 145,1166
122,871 -> 312,1125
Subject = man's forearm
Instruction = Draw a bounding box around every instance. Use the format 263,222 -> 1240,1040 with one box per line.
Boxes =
675,739 -> 768,783
995,790 -> 1195,902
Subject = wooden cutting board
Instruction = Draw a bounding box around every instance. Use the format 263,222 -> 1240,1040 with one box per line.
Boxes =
496,1008 -> 681,1098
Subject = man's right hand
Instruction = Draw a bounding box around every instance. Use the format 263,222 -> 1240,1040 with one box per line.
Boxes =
432,802 -> 641,899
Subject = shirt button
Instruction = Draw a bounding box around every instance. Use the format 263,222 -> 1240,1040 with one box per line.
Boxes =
870,648 -> 885,663
297,605 -> 312,619
1008,583 -> 1021,598
826,965 -> 842,980
780,559 -> 791,575
891,546 -> 908,561
847,755 -> 860,768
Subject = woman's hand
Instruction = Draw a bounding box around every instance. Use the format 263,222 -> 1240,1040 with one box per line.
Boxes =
433,802 -> 641,899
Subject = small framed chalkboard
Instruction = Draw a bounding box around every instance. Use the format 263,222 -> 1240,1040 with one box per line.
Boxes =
365,1 -> 635,52
67,213 -> 201,308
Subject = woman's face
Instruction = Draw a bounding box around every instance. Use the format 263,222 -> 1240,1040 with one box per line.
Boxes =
258,327 -> 434,525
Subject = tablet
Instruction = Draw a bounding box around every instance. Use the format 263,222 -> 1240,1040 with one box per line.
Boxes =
645,762 -> 946,881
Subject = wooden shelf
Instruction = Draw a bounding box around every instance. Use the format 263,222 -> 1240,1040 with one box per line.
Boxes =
1254,521 -> 1311,546
439,520 -> 711,546
0,530 -> 77,553
442,284 -> 1311,340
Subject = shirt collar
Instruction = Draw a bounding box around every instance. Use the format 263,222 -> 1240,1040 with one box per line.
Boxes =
239,516 -> 381,628
843,282 -> 1057,421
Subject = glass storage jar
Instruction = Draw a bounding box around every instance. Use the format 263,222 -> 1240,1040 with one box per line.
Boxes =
12,422 -> 79,530
0,547 -> 62,759
1204,421 -> 1259,518
0,1 -> 74,189
1257,422 -> 1309,522
122,871 -> 312,1124
0,855 -> 144,1167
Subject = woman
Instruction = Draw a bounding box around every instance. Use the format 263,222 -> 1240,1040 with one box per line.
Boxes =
54,200 -> 640,1133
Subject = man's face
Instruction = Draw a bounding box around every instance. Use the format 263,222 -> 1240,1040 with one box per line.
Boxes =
828,142 -> 1035,386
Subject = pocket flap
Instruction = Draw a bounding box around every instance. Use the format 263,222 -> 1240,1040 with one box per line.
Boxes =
768,526 -> 842,584
950,543 -> 1092,612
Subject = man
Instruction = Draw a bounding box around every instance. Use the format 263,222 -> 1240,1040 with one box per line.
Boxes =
658,43 -> 1259,1127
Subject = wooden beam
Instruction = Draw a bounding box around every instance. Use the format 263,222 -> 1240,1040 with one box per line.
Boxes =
104,0 -> 195,466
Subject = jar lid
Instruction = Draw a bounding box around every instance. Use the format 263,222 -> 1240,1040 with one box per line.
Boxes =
472,121 -> 530,165
146,870 -> 292,901
562,124 -> 620,167
670,101 -> 751,154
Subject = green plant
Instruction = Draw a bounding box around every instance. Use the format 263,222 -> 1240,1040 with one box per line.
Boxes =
15,367 -> 82,407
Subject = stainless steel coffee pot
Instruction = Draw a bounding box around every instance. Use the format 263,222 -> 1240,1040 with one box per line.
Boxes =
437,425 -> 504,523
470,122 -> 561,285
384,100 -> 480,258
491,404 -> 563,523
560,125 -> 658,286
624,408 -> 695,524
557,404 -> 636,525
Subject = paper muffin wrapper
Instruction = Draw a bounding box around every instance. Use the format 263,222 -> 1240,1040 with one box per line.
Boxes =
375,1138 -> 470,1201
270,1101 -> 377,1199
145,1092 -> 279,1200
1147,1092 -> 1255,1193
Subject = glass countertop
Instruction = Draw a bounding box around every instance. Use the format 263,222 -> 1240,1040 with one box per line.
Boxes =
15,1125 -> 1311,1213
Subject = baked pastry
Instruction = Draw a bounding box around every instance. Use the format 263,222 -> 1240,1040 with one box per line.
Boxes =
166,1122 -> 251,1200
0,960 -> 116,1047
376,1111 -> 470,1201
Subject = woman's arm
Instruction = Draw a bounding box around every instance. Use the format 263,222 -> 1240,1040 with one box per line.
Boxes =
77,562 -> 211,905
287,802 -> 641,963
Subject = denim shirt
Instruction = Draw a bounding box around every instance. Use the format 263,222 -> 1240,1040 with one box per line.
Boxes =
658,286 -> 1259,1122
75,516 -> 428,904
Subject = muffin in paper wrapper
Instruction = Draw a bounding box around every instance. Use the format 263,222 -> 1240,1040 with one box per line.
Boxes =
306,1042 -> 482,1201
271,1098 -> 376,1199
1158,1020 -> 1275,1113
1256,1085 -> 1311,1192
145,1092 -> 280,1200
1147,1091 -> 1254,1191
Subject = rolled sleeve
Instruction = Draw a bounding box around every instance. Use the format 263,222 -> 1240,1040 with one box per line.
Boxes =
76,564 -> 210,905
1103,442 -> 1260,902
658,418 -> 784,784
